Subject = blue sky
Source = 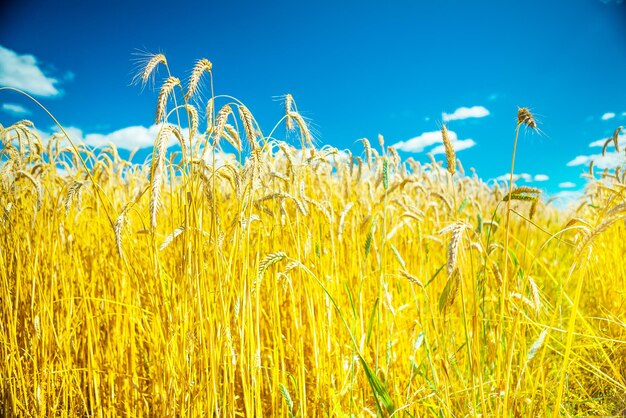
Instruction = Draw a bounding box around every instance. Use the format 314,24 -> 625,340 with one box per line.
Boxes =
1,0 -> 625,201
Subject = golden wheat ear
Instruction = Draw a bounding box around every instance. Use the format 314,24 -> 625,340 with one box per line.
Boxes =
441,123 -> 456,176
517,107 -> 537,130
155,77 -> 181,124
285,94 -> 294,130
185,58 -> 212,101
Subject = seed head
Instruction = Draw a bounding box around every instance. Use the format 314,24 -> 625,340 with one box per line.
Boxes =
517,107 -> 537,130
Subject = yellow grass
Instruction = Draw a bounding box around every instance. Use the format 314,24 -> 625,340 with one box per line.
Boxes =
1,57 -> 625,417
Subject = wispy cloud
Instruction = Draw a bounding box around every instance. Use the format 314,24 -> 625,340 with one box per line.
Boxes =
566,152 -> 623,169
0,45 -> 62,97
1,103 -> 31,116
568,130 -> 626,169
492,173 -> 549,184
494,173 -> 533,183
550,190 -> 584,210
559,182 -> 576,188
442,106 -> 490,122
430,139 -> 476,155
601,112 -> 616,120
48,124 -> 184,150
391,129 -> 476,154
588,130 -> 626,148
392,131 -> 445,153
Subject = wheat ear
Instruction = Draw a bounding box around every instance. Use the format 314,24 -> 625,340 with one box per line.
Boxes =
441,123 -> 456,175
155,77 -> 181,124
238,105 -> 260,151
185,58 -> 212,101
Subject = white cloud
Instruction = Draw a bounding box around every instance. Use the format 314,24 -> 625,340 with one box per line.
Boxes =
392,131 -> 447,153
46,124 -> 191,150
494,173 -> 532,183
601,112 -> 616,120
533,174 -> 549,182
1,103 -> 31,116
0,45 -> 62,97
566,152 -> 624,169
559,182 -> 576,188
589,130 -> 626,148
550,190 -> 584,210
430,138 -> 476,155
442,106 -> 490,122
391,129 -> 476,154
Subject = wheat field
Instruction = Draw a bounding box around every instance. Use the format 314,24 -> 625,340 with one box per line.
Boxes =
1,56 -> 625,417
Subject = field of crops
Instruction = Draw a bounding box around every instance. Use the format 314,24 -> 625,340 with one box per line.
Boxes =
1,55 -> 625,416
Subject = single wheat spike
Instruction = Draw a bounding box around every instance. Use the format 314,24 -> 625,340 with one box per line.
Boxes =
224,124 -> 242,152
150,126 -> 174,229
238,105 -> 260,151
517,107 -> 537,130
114,208 -> 128,258
156,77 -> 181,123
137,53 -> 167,87
205,98 -> 215,131
186,58 -> 212,101
441,123 -> 456,175
360,138 -> 372,168
611,126 -> 623,153
602,138 -> 612,157
64,180 -> 84,214
160,226 -> 186,251
439,221 -> 469,276
253,252 -> 287,293
184,104 -> 199,142
285,94 -> 294,130
510,186 -> 542,195
213,104 -> 233,148
15,170 -> 43,211
289,112 -> 313,148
